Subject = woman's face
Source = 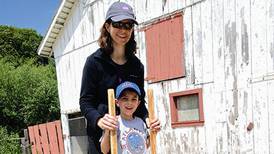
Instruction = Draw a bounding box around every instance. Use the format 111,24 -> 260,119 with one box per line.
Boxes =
105,19 -> 134,47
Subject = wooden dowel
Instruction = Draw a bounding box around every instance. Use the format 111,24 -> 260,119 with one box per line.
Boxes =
108,89 -> 117,154
148,89 -> 157,154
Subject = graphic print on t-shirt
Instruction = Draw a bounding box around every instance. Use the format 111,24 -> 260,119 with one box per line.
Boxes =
120,128 -> 146,154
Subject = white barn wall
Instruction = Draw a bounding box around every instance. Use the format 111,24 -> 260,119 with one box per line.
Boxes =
47,0 -> 274,153
53,0 -> 102,114
267,0 -> 274,74
236,0 -> 254,153
269,81 -> 274,153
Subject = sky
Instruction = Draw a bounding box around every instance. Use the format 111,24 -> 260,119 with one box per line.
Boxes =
0,0 -> 61,36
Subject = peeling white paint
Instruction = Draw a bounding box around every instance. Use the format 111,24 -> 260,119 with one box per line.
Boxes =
48,0 -> 274,153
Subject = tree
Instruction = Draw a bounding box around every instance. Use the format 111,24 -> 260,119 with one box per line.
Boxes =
0,58 -> 60,133
0,126 -> 21,154
0,25 -> 47,65
0,25 -> 60,134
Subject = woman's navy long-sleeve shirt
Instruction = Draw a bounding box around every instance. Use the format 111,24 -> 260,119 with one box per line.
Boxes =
79,48 -> 148,141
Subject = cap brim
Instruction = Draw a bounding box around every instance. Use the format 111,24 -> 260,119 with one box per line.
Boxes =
116,87 -> 141,98
111,15 -> 138,25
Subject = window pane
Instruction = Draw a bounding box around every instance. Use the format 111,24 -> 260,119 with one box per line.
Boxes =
176,94 -> 199,121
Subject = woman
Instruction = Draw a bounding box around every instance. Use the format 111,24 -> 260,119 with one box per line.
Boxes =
79,2 -> 160,154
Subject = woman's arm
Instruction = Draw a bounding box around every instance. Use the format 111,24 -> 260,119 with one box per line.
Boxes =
100,130 -> 110,154
79,56 -> 102,130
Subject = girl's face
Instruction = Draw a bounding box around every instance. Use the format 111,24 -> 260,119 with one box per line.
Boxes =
105,19 -> 134,47
116,90 -> 140,120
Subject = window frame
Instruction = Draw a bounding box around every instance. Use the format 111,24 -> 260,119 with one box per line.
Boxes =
169,88 -> 204,128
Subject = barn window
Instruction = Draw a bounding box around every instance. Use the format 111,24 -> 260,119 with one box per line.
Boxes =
169,88 -> 204,128
144,14 -> 185,83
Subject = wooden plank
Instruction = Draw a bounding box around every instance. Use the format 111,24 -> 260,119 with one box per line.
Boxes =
60,114 -> 71,154
192,0 -> 213,84
146,0 -> 162,20
184,7 -> 195,85
268,81 -> 274,153
47,121 -> 59,154
159,20 -> 169,81
168,15 -> 185,80
200,0 -> 213,83
237,88 -> 254,153
39,124 -> 50,154
223,0 -> 238,152
216,122 -> 229,153
56,120 -> 65,154
162,0 -> 169,14
252,82 -> 269,153
134,0 -> 147,23
202,84 -> 217,154
212,0 -> 225,92
148,89 -> 157,154
163,0 -> 182,14
33,125 -> 43,154
267,0 -> 274,74
78,2 -> 86,48
223,0 -> 236,91
209,0 -> 227,151
251,0 -> 267,78
135,31 -> 147,68
235,0 -> 254,153
84,5 -> 92,43
95,1 -> 107,38
28,126 -> 37,154
251,1 -> 268,153
236,0 -> 251,89
145,25 -> 154,81
192,3 -> 203,84
226,90 -> 241,153
151,24 -> 158,82
108,89 -> 117,154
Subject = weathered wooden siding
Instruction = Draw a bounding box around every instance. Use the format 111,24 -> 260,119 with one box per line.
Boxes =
51,0 -> 274,153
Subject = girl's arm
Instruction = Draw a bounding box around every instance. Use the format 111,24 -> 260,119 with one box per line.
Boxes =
100,130 -> 110,154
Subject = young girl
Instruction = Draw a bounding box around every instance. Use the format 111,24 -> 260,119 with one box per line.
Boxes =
101,81 -> 149,154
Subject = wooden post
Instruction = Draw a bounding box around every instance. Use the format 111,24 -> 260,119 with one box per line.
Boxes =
148,89 -> 157,154
108,89 -> 118,154
21,129 -> 31,154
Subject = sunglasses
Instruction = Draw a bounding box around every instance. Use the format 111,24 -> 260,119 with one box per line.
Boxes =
111,21 -> 134,30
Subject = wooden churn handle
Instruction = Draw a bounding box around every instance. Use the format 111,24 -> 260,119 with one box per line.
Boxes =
107,89 -> 118,154
148,89 -> 157,154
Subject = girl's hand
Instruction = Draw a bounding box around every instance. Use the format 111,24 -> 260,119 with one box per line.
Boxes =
146,118 -> 161,132
97,114 -> 118,131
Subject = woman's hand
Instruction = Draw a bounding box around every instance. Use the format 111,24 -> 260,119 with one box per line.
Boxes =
146,118 -> 161,132
97,114 -> 118,131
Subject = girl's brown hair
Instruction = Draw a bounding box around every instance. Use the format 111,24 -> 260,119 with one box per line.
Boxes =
97,19 -> 137,58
